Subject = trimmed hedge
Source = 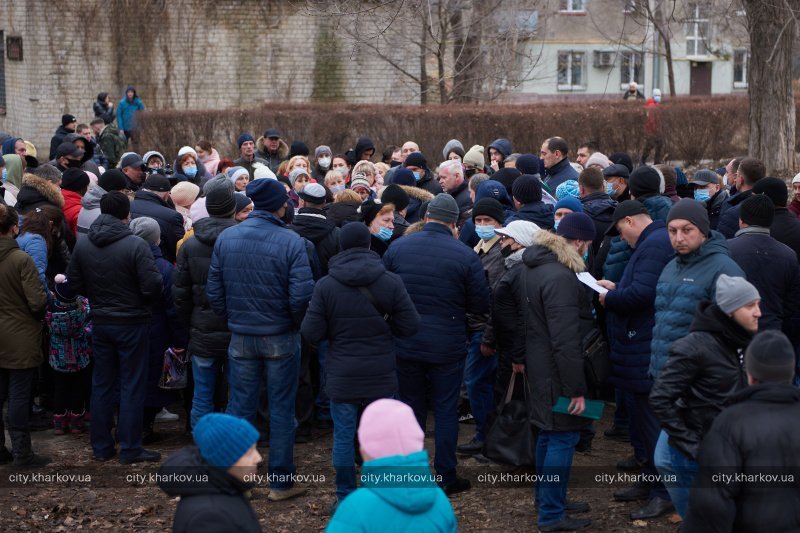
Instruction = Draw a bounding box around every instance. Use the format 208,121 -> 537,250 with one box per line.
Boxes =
137,96 -> 798,168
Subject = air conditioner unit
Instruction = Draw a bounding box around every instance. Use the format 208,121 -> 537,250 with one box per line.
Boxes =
593,51 -> 615,68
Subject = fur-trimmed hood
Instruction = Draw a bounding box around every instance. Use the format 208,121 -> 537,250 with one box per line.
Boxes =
15,173 -> 65,210
400,185 -> 434,203
522,230 -> 585,273
256,136 -> 289,160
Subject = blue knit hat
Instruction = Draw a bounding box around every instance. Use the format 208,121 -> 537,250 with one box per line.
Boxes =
237,133 -> 255,149
193,413 -> 259,469
393,167 -> 416,187
554,196 -> 583,214
555,180 -> 580,200
556,212 -> 596,241
246,177 -> 288,212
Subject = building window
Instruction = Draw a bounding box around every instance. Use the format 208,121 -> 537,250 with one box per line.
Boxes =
619,51 -> 644,88
685,3 -> 710,57
558,51 -> 586,91
560,0 -> 586,13
733,49 -> 748,88
0,32 -> 5,115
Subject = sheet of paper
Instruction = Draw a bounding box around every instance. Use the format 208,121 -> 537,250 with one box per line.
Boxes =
577,272 -> 608,295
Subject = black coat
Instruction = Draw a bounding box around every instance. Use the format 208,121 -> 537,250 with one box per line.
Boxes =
580,192 -> 618,257
290,208 -> 340,276
684,383 -> 800,533
771,207 -> 800,262
173,217 -> 237,358
158,446 -> 261,533
67,214 -> 162,324
301,247 -> 420,402
130,190 -> 186,263
48,125 -> 74,161
492,252 -> 526,363
326,202 -> 362,227
649,302 -> 750,460
519,231 -> 594,432
449,180 -> 472,220
717,189 -> 754,239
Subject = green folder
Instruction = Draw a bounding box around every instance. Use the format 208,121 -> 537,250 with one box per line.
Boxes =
552,396 -> 605,420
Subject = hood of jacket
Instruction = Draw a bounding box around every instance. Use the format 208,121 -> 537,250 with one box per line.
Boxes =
354,137 -> 375,160
64,133 -> 95,162
17,173 -> 65,209
2,154 -> 23,189
675,229 -> 730,266
88,214 -> 133,247
360,450 -> 439,513
143,150 -> 166,166
81,185 -> 107,210
158,446 -> 250,498
256,136 -> 289,159
488,138 -> 513,158
328,247 -> 385,287
689,300 -> 753,350
581,192 -> 616,221
291,209 -> 337,243
400,185 -> 434,203
640,194 -> 673,221
192,216 -> 237,246
0,236 -> 20,261
522,230 -> 585,273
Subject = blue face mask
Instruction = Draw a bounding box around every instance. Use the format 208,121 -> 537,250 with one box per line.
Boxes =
183,165 -> 198,178
475,225 -> 496,241
583,249 -> 590,262
330,184 -> 345,194
375,226 -> 393,241
694,189 -> 710,203
605,182 -> 614,196
554,219 -> 560,230
1,168 -> 6,182
412,171 -> 422,182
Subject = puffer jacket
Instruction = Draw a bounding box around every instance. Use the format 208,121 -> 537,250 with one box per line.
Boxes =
0,237 -> 47,369
543,157 -> 579,191
15,232 -> 48,292
130,190 -> 186,263
383,222 -> 489,364
207,211 -> 314,336
519,231 -> 594,432
604,221 -> 674,393
649,301 -> 750,460
173,217 -> 237,358
66,214 -> 162,324
717,189 -> 754,239
62,189 -> 83,236
290,208 -> 340,276
650,230 -> 744,378
76,185 -> 106,239
505,201 -> 554,230
580,192 -> 617,256
301,247 -> 420,402
256,136 -> 289,174
117,93 -> 144,133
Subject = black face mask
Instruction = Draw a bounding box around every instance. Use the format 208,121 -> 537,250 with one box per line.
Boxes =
500,245 -> 514,258
67,159 -> 83,169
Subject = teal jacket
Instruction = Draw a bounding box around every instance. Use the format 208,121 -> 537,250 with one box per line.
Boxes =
326,450 -> 457,533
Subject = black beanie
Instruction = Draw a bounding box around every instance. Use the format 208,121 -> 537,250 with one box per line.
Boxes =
472,198 -> 505,224
740,194 -> 775,228
100,191 -> 130,220
609,152 -> 634,173
340,222 -> 371,250
98,168 -> 128,192
666,198 -> 710,237
515,154 -> 541,176
745,330 -> 796,384
206,187 -> 236,218
380,184 -> 410,212
512,174 -> 542,204
61,168 -> 90,192
403,151 -> 427,170
492,167 -> 521,196
752,177 -> 789,208
629,166 -> 662,198
289,141 -> 310,158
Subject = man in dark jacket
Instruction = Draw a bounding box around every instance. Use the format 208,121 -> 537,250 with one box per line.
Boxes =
506,174 -> 554,229
130,173 -> 185,263
67,191 -> 163,464
255,128 -> 289,174
159,413 -> 263,533
604,164 -> 631,202
684,330 -> 800,533
49,114 -> 77,160
119,152 -> 147,192
436,160 -> 473,223
717,157 -> 765,238
403,151 -> 440,196
728,195 -> 800,347
207,178 -> 314,501
290,183 -> 340,277
517,213 -> 596,532
301,223 -> 419,503
690,169 -> 728,230
173,187 -> 238,429
578,167 -> 617,258
383,193 -> 490,495
541,137 -> 578,190
597,201 -> 675,519
233,133 -> 269,181
753,176 -> 800,262
488,138 -> 513,172
650,274 -> 760,518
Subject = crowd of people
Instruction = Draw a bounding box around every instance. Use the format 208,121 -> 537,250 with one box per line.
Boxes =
1,100 -> 800,532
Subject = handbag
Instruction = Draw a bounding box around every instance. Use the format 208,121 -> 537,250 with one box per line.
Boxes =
158,348 -> 189,390
483,373 -> 536,467
582,328 -> 611,388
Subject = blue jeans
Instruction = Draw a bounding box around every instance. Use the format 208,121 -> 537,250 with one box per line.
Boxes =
654,430 -> 698,517
464,331 -> 497,442
330,400 -> 359,501
315,340 -> 331,421
535,430 -> 580,526
397,358 -> 464,484
91,323 -> 150,461
191,355 -> 225,429
226,332 -> 301,490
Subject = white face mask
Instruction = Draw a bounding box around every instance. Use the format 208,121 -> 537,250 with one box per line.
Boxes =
318,157 -> 331,169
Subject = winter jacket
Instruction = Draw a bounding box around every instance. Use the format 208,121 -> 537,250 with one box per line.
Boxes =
401,185 -> 434,224
62,189 -> 83,236
706,189 -> 730,230
76,185 -> 106,239
232,155 -> 269,181
604,221 -> 674,393
684,383 -> 800,533
729,227 -> 800,342
466,236 -> 504,346
46,296 -> 91,372
97,124 -> 126,168
580,192 -> 617,256
130,190 -> 185,263
519,231 -> 594,432
255,136 -> 289,175
0,237 -> 47,369
460,181 -> 517,248
449,180 -> 472,218
67,214 -> 162,324
15,174 -> 65,213
301,247 -> 420,402
415,168 -> 442,197
173,217 -> 237,358
117,94 -> 145,133
650,231 -> 743,378
790,197 -> 800,219
207,211 -> 314,336
326,202 -> 362,227
771,207 -> 800,262
492,250 -> 526,363
158,446 -> 261,533
290,208 -> 340,276
48,125 -> 75,161
200,148 -> 220,177
383,222 -> 489,364
15,232 -> 48,292
543,157 -> 579,191
650,302 -> 750,460
326,450 -> 456,533
505,201 -> 555,230
93,99 -> 115,125
717,189 -> 754,239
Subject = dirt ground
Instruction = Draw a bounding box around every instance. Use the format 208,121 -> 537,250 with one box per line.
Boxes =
0,405 -> 680,532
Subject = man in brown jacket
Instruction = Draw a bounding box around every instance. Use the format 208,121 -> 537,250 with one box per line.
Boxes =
0,203 -> 49,467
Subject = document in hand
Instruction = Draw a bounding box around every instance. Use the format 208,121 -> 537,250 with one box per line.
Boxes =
576,272 -> 608,295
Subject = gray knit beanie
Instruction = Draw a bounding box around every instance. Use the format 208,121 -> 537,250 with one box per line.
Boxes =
715,274 -> 760,314
129,216 -> 161,245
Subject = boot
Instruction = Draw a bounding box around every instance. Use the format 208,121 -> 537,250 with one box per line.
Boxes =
53,413 -> 69,435
68,411 -> 85,434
